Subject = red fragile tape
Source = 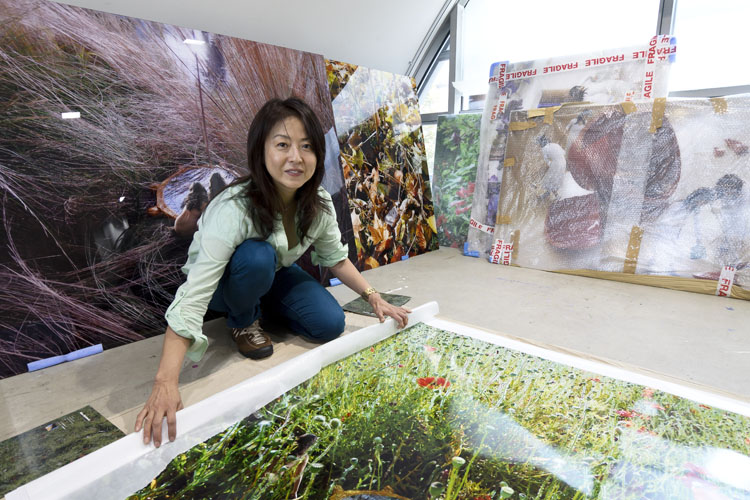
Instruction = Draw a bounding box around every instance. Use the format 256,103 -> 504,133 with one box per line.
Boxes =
470,217 -> 495,235
490,238 -> 513,265
716,265 -> 737,297
495,36 -> 676,89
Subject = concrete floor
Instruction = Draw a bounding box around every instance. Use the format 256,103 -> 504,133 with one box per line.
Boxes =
2,247 -> 749,446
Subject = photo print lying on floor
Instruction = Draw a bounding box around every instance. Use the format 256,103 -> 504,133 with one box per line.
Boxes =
0,406 -> 123,497
9,303 -> 750,500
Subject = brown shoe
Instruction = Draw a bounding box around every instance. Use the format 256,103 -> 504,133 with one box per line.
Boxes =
231,321 -> 273,359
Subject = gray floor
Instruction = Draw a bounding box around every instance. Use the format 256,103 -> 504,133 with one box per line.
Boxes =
1,247 -> 748,446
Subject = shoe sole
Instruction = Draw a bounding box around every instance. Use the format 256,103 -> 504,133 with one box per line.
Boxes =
240,346 -> 273,360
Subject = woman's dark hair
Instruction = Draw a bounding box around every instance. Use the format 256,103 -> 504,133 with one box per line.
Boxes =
229,97 -> 329,240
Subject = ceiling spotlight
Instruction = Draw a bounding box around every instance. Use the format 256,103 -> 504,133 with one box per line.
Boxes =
61,112 -> 81,119
183,38 -> 205,45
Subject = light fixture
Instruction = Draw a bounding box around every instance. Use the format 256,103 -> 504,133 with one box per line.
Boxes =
61,112 -> 81,119
183,38 -> 205,46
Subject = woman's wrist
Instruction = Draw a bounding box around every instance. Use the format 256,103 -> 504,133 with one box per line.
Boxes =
360,286 -> 379,301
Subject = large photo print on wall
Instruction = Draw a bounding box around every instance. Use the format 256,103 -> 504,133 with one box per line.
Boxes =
0,0 -> 351,378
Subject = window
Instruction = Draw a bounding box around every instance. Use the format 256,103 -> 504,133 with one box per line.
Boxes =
418,35 -> 451,115
669,0 -> 750,92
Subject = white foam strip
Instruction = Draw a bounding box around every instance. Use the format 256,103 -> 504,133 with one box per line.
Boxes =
6,302 -> 440,500
425,317 -> 750,418
60,112 -> 80,119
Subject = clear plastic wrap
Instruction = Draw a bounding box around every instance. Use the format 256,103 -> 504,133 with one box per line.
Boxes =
492,96 -> 750,298
468,37 -> 676,258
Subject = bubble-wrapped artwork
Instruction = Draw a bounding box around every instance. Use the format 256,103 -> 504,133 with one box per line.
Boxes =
492,96 -> 750,299
467,38 -> 676,259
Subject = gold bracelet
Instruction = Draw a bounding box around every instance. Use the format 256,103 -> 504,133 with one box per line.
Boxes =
361,287 -> 378,301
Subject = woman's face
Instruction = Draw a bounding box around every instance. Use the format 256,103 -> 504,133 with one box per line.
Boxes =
264,116 -> 316,202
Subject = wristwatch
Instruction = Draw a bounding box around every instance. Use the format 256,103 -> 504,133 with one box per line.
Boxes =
361,287 -> 379,301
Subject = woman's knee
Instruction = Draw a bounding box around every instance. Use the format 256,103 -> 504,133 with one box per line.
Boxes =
306,308 -> 345,342
229,240 -> 276,281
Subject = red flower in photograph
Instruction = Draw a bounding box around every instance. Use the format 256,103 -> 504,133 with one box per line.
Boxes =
588,377 -> 601,383
642,388 -> 655,399
616,409 -> 637,419
424,345 -> 437,352
650,402 -> 665,411
699,404 -> 711,410
416,377 -> 451,389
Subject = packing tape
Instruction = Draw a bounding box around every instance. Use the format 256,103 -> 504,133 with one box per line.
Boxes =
623,225 -> 644,274
648,98 -> 666,133
469,217 -> 495,235
621,101 -> 637,115
710,98 -> 728,114
716,265 -> 737,297
510,229 -> 520,262
504,158 -> 516,167
496,215 -> 512,225
528,105 -> 561,124
509,121 -> 538,131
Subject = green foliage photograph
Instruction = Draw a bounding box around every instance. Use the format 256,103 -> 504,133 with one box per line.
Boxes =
433,114 -> 481,248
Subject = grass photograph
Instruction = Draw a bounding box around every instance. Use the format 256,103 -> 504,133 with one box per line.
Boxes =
128,322 -> 750,499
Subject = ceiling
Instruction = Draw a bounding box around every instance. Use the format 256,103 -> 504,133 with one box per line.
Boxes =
52,0 -> 452,76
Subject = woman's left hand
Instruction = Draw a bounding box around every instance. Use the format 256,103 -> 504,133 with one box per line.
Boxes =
368,293 -> 411,329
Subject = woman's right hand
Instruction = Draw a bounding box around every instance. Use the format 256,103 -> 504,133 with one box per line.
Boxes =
134,380 -> 184,447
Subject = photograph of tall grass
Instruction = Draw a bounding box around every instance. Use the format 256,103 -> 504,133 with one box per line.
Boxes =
128,322 -> 750,499
0,0 -> 348,378
327,60 -> 439,270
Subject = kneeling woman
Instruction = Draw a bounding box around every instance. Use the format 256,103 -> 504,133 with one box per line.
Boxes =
136,97 -> 410,447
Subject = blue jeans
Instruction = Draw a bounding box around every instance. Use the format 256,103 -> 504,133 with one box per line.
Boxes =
207,240 -> 345,342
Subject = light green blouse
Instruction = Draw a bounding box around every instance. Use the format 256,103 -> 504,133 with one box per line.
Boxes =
165,182 -> 348,361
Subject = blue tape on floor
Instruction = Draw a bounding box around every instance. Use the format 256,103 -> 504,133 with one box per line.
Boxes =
27,344 -> 103,372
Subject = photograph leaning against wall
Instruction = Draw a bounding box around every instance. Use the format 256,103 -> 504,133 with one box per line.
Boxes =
0,0 -> 350,379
